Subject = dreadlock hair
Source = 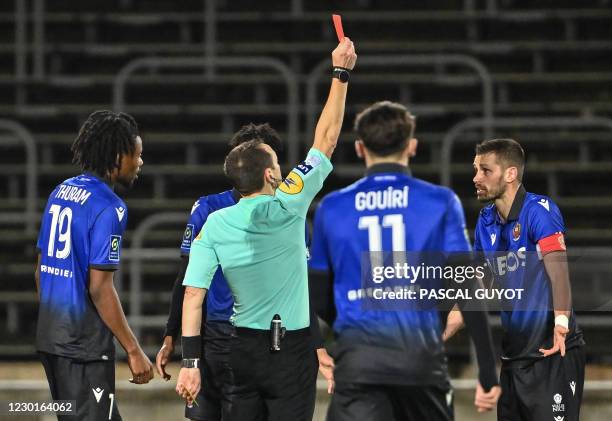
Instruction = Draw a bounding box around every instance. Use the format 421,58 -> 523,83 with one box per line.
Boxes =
71,110 -> 139,177
228,123 -> 283,154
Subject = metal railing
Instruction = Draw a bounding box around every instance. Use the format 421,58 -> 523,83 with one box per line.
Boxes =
305,54 -> 494,146
112,56 -> 300,165
440,116 -> 612,187
127,212 -> 188,338
0,119 -> 38,235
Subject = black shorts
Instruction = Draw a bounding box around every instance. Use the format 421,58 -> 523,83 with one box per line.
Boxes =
498,346 -> 586,421
39,352 -> 121,421
223,327 -> 318,421
185,320 -> 233,421
328,382 -> 453,421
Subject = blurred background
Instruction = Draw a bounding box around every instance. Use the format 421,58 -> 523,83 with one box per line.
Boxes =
1,0 -> 612,419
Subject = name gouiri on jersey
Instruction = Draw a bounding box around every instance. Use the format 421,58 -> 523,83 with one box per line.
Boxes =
355,185 -> 409,211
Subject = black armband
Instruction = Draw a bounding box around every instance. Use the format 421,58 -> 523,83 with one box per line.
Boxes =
181,335 -> 202,359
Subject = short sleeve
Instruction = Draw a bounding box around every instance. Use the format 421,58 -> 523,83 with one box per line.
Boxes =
308,200 -> 331,272
183,220 -> 219,290
528,198 -> 566,256
443,192 -> 472,252
180,198 -> 210,255
276,148 -> 333,217
90,205 -> 127,270
527,198 -> 565,243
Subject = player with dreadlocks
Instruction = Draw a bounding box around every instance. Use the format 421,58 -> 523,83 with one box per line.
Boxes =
35,110 -> 153,420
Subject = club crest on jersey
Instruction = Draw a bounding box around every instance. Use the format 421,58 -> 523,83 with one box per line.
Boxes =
512,222 -> 521,241
279,171 -> 304,195
109,235 -> 121,261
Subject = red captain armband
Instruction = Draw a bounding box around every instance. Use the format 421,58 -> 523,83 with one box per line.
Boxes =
537,232 -> 566,255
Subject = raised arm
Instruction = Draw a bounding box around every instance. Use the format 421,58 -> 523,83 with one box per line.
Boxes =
312,38 -> 357,159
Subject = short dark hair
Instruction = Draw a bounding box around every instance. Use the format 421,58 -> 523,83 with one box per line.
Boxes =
228,123 -> 283,154
475,138 -> 525,180
224,140 -> 274,195
354,101 -> 416,156
71,110 -> 139,177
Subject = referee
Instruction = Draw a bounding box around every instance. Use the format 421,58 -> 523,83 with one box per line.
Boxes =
176,38 -> 357,420
156,123 -> 333,421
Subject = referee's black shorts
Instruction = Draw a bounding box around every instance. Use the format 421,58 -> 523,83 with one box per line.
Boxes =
185,320 -> 233,421
327,382 -> 454,421
39,351 -> 122,421
498,346 -> 585,421
223,326 -> 318,421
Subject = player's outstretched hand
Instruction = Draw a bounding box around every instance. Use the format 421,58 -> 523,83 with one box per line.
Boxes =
332,37 -> 357,71
317,348 -> 335,394
539,324 -> 569,357
155,336 -> 175,381
127,347 -> 155,384
176,367 -> 201,406
474,383 -> 501,413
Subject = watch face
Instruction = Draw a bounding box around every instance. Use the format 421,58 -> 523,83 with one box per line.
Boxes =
338,70 -> 349,82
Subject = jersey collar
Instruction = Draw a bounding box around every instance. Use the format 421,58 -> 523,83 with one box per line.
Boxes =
365,163 -> 411,176
82,172 -> 113,188
505,184 -> 527,222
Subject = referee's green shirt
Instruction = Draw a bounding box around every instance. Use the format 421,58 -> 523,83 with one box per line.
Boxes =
183,148 -> 333,330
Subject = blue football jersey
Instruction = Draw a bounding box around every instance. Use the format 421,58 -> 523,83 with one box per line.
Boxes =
309,164 -> 470,385
474,185 -> 584,360
36,174 -> 127,361
181,190 -> 238,322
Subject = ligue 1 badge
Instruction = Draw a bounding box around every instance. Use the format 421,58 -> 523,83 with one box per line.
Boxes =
512,222 -> 521,241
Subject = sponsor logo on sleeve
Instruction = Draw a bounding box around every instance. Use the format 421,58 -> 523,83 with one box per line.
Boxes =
182,224 -> 195,249
191,201 -> 201,215
490,233 -> 497,245
295,154 -> 322,175
109,235 -> 121,261
569,381 -> 576,396
115,206 -> 126,222
279,171 -> 304,195
538,198 -> 550,211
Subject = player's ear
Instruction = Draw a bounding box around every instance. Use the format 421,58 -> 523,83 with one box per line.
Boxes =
407,138 -> 418,158
505,166 -> 518,183
354,140 -> 365,160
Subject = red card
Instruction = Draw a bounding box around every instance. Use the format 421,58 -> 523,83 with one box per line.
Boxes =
332,14 -> 344,42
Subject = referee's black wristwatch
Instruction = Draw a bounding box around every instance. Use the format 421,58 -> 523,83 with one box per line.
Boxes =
181,358 -> 200,369
332,67 -> 350,83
